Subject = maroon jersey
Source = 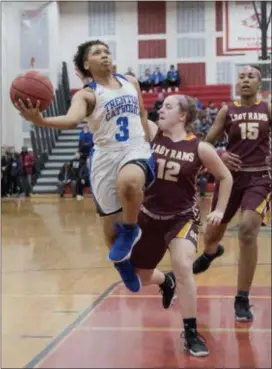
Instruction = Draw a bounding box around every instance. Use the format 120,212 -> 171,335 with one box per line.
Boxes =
225,100 -> 271,169
143,132 -> 202,216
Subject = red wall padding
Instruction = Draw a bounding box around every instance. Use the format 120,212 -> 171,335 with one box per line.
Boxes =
138,39 -> 166,59
138,1 -> 166,34
178,63 -> 206,85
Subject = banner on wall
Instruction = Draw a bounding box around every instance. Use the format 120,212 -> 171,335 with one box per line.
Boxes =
224,1 -> 272,52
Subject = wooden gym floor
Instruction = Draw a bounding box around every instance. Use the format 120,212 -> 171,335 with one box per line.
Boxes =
2,196 -> 271,368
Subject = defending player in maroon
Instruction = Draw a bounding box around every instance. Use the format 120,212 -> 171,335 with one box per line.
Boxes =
193,65 -> 271,322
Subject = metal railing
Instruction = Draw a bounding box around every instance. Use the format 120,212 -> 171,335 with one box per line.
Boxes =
30,62 -> 71,176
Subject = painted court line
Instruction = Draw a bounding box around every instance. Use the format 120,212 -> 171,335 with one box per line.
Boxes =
24,284 -> 270,368
109,294 -> 271,299
24,282 -> 121,369
77,326 -> 271,333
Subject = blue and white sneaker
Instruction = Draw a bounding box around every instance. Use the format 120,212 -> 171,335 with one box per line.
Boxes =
114,259 -> 141,292
108,224 -> 142,263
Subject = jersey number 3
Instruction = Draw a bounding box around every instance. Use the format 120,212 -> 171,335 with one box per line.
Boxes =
239,122 -> 259,140
157,158 -> 180,182
116,117 -> 129,142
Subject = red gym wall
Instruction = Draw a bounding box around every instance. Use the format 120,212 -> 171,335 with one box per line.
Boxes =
137,1 -> 206,85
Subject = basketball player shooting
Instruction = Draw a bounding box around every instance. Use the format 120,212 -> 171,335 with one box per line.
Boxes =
193,66 -> 272,322
15,40 -> 155,293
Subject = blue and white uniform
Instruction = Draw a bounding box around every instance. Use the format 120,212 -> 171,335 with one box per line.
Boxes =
85,74 -> 154,215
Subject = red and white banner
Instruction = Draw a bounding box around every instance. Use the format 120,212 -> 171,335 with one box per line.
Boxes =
224,1 -> 272,52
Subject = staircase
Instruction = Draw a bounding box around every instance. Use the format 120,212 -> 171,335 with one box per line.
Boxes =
33,126 -> 81,194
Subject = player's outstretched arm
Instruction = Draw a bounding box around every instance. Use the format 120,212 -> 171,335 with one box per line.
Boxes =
147,120 -> 159,141
125,74 -> 150,142
198,141 -> 233,225
205,104 -> 228,144
15,90 -> 93,129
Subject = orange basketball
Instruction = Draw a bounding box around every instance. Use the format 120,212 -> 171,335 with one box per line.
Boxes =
10,70 -> 54,112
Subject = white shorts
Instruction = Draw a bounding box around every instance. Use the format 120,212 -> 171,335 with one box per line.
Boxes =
89,142 -> 154,216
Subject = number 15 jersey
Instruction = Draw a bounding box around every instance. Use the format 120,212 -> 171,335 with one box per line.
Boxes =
225,100 -> 270,170
85,74 -> 146,150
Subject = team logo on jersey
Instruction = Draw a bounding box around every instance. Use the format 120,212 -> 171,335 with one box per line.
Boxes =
104,95 -> 139,121
230,112 -> 268,122
152,143 -> 195,162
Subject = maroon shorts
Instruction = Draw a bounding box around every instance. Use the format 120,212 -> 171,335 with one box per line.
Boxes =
130,211 -> 199,270
211,170 -> 271,224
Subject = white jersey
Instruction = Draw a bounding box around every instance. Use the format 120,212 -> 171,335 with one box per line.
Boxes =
85,74 -> 146,150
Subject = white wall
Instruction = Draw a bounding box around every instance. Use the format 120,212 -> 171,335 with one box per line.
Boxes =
1,1 -> 61,149
59,1 -> 139,89
1,2 -> 22,150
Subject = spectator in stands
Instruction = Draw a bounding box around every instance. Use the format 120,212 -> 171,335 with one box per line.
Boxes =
10,152 -> 21,195
1,147 -> 11,197
153,92 -> 164,111
20,146 -> 35,197
193,113 -> 202,137
126,67 -> 136,77
148,110 -> 159,123
206,101 -> 218,122
166,65 -> 180,92
70,151 -> 84,178
200,115 -> 212,139
151,67 -> 165,90
220,100 -> 227,108
76,160 -> 90,200
139,68 -> 153,92
57,162 -> 76,198
197,168 -> 208,198
194,97 -> 204,111
79,125 -> 93,159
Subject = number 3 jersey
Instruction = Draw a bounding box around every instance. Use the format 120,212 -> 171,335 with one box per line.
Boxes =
225,100 -> 270,170
142,132 -> 202,216
85,74 -> 146,150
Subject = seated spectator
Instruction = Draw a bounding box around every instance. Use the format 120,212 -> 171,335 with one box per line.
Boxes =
79,125 -> 93,159
166,65 -> 180,92
153,92 -> 164,111
193,114 -> 202,137
57,163 -> 76,197
200,115 -> 212,139
139,68 -> 153,92
20,146 -> 35,197
76,161 -> 90,200
206,101 -> 218,122
1,147 -> 11,197
148,109 -> 159,123
151,67 -> 165,90
194,97 -> 204,112
197,168 -> 208,198
10,152 -> 21,195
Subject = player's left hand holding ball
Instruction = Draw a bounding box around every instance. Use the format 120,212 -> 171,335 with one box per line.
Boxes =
206,210 -> 224,226
15,98 -> 43,125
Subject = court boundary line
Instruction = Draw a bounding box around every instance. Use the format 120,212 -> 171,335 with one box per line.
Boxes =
23,283 -> 271,368
24,281 -> 121,369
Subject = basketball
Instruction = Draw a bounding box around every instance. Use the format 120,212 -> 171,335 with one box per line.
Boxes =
10,70 -> 54,112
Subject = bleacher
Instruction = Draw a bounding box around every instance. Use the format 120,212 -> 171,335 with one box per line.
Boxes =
141,84 -> 231,109
71,84 -> 232,110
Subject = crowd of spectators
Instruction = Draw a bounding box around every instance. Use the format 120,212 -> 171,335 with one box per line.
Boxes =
1,145 -> 36,198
